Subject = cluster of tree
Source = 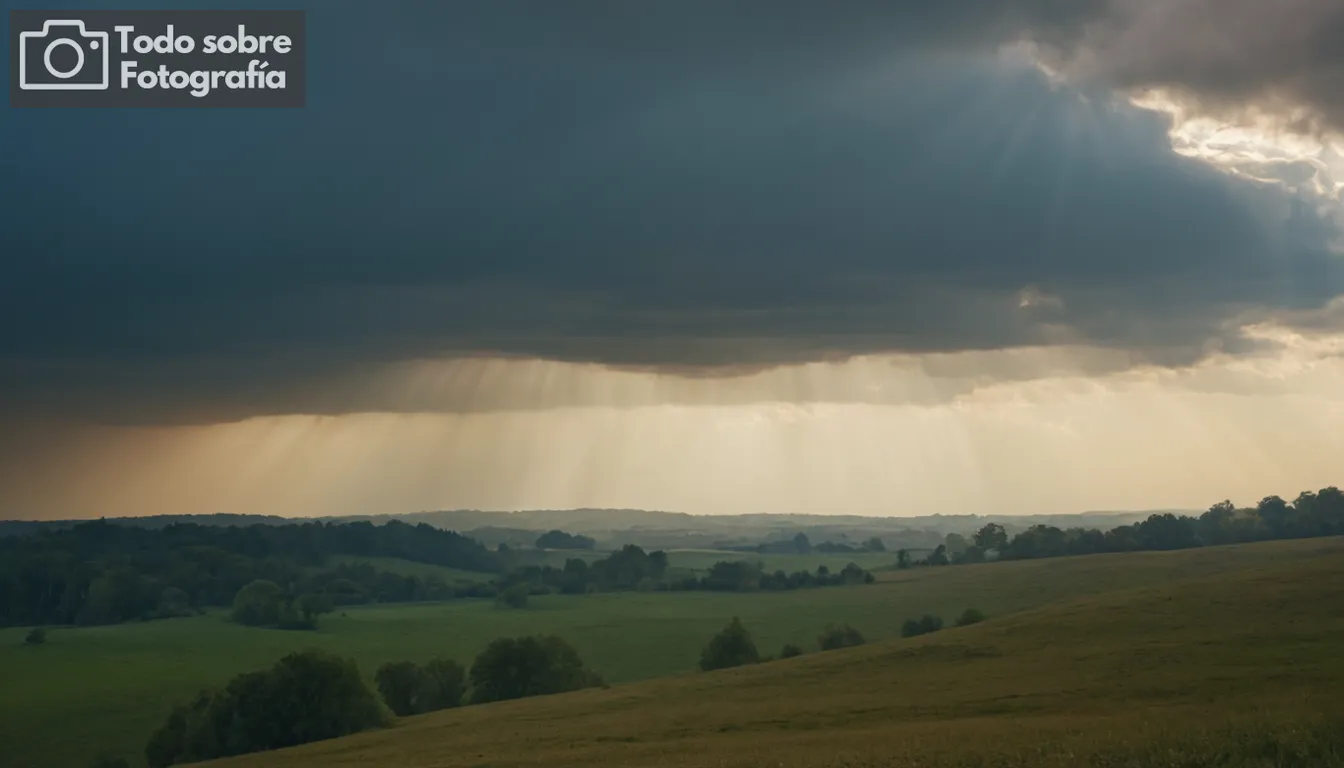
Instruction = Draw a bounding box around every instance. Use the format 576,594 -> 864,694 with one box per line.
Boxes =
373,637 -> 602,713
139,635 -> 602,767
534,529 -> 597,550
374,658 -> 466,716
898,487 -> 1344,569
898,608 -> 985,639
144,650 -> 386,767
469,635 -> 605,703
498,545 -> 668,595
699,618 -> 868,671
230,579 -> 335,630
818,623 -> 866,650
0,519 -> 503,627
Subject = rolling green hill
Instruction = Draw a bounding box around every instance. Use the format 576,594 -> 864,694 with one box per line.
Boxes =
211,542 -> 1344,768
2,537 -> 1339,768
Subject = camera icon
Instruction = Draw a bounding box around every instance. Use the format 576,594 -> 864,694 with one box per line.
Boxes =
18,20 -> 110,90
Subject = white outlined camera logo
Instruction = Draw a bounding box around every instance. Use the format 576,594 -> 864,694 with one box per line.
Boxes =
11,10 -> 306,108
18,20 -> 109,90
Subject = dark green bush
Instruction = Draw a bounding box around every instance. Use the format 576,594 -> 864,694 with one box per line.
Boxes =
24,627 -> 46,645
955,608 -> 987,627
779,643 -> 804,659
818,623 -> 866,651
495,583 -> 530,609
902,614 -> 945,638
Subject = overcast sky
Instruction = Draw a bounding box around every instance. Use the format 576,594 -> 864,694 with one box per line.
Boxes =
3,0 -> 1342,520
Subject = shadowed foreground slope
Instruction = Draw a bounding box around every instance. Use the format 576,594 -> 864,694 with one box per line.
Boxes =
209,549 -> 1344,768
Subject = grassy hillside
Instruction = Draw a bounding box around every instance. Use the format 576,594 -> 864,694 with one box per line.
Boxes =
2,537 -> 1339,768
211,547 -> 1344,768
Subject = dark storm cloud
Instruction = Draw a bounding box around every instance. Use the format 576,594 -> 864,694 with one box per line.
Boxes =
1,1 -> 1342,423
1040,0 -> 1344,133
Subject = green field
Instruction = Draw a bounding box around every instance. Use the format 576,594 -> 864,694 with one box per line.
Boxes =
210,544 -> 1344,768
2,538 -> 1340,768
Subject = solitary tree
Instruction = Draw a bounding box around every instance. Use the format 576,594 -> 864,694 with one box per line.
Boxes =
927,544 -> 950,566
699,617 -> 761,671
973,523 -> 1009,552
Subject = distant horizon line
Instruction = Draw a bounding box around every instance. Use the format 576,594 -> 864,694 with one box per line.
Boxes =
0,506 -> 1199,525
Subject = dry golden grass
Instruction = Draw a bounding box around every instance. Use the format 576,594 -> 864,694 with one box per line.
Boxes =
207,548 -> 1344,767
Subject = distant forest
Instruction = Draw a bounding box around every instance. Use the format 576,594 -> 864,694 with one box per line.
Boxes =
0,520 -> 504,627
905,486 -> 1344,567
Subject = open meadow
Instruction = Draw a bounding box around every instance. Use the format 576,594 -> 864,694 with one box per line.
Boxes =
2,538 -> 1341,768
207,544 -> 1344,768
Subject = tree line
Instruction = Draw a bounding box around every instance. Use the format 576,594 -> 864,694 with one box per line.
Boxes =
534,529 -> 597,550
0,519 -> 504,627
897,486 -> 1344,568
495,544 -> 874,600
